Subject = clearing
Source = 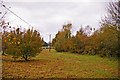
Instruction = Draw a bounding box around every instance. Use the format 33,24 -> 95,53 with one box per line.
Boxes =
2,49 -> 119,78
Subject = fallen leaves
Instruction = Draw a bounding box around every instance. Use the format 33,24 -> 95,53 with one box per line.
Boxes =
2,49 -> 119,78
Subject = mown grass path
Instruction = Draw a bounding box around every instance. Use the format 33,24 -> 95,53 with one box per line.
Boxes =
2,49 -> 119,78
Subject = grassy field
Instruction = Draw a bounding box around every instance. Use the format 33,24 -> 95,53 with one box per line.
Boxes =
2,49 -> 119,78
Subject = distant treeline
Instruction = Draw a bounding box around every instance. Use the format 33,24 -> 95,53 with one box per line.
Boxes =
52,1 -> 120,57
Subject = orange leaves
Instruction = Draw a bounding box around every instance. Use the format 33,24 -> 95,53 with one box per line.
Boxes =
53,24 -> 101,55
17,42 -> 20,44
4,27 -> 43,61
9,43 -> 11,45
3,26 -> 6,29
8,40 -> 20,45
53,23 -> 73,52
2,21 -> 5,24
4,40 -> 6,42
13,37 -> 16,40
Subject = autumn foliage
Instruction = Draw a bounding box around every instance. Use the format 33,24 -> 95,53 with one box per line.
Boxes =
52,1 -> 119,57
1,20 -> 43,60
52,23 -> 119,57
1,1 -> 119,60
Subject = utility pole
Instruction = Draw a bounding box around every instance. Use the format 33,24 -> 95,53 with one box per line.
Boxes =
49,34 -> 51,52
68,31 -> 69,38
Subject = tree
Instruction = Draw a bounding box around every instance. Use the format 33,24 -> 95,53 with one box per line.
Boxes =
98,25 -> 118,57
69,27 -> 87,53
21,29 -> 43,60
53,23 -> 72,52
0,6 -> 10,55
101,1 -> 120,27
5,28 -> 44,61
100,0 -> 120,57
0,20 -> 10,55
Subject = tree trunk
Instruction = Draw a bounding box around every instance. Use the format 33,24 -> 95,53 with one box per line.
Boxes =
23,55 -> 28,61
25,55 -> 28,61
2,50 -> 4,55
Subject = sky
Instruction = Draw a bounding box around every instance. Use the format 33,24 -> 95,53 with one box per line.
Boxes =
0,0 -> 114,42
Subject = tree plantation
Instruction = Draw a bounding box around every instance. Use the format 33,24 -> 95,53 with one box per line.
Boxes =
52,1 -> 120,57
52,23 -> 119,57
1,22 -> 44,60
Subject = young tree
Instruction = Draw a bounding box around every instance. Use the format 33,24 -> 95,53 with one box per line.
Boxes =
53,23 -> 72,52
69,27 -> 87,54
5,27 -> 44,61
0,20 -> 10,55
21,29 -> 43,60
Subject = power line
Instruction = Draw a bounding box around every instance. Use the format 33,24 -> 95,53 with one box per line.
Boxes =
0,2 -> 33,27
0,2 -> 45,33
0,2 -> 56,40
0,11 -> 7,20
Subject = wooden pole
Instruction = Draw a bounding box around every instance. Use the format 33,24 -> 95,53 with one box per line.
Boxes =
49,34 -> 51,52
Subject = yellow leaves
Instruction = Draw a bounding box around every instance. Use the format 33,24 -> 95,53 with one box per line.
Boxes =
8,42 -> 11,45
18,42 -> 20,44
9,41 -> 20,45
2,28 -> 43,61
9,43 -> 11,45
13,38 -> 16,40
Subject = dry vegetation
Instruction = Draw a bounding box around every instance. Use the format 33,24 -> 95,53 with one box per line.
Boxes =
2,49 -> 119,78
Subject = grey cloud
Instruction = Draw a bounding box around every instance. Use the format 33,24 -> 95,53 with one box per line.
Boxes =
2,1 -> 109,42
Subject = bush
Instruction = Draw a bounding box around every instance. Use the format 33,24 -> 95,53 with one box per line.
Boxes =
82,50 -> 87,55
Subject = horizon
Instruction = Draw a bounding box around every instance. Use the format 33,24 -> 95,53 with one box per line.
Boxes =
0,0 -> 113,42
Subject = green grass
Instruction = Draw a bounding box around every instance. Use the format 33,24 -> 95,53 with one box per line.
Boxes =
2,49 -> 119,78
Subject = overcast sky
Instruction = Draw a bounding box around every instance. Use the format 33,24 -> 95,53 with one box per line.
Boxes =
0,0 -> 114,42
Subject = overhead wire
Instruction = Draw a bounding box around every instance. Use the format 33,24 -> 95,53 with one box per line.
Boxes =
0,11 -> 7,20
0,2 -> 33,27
0,2 -> 56,42
0,2 -> 47,34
